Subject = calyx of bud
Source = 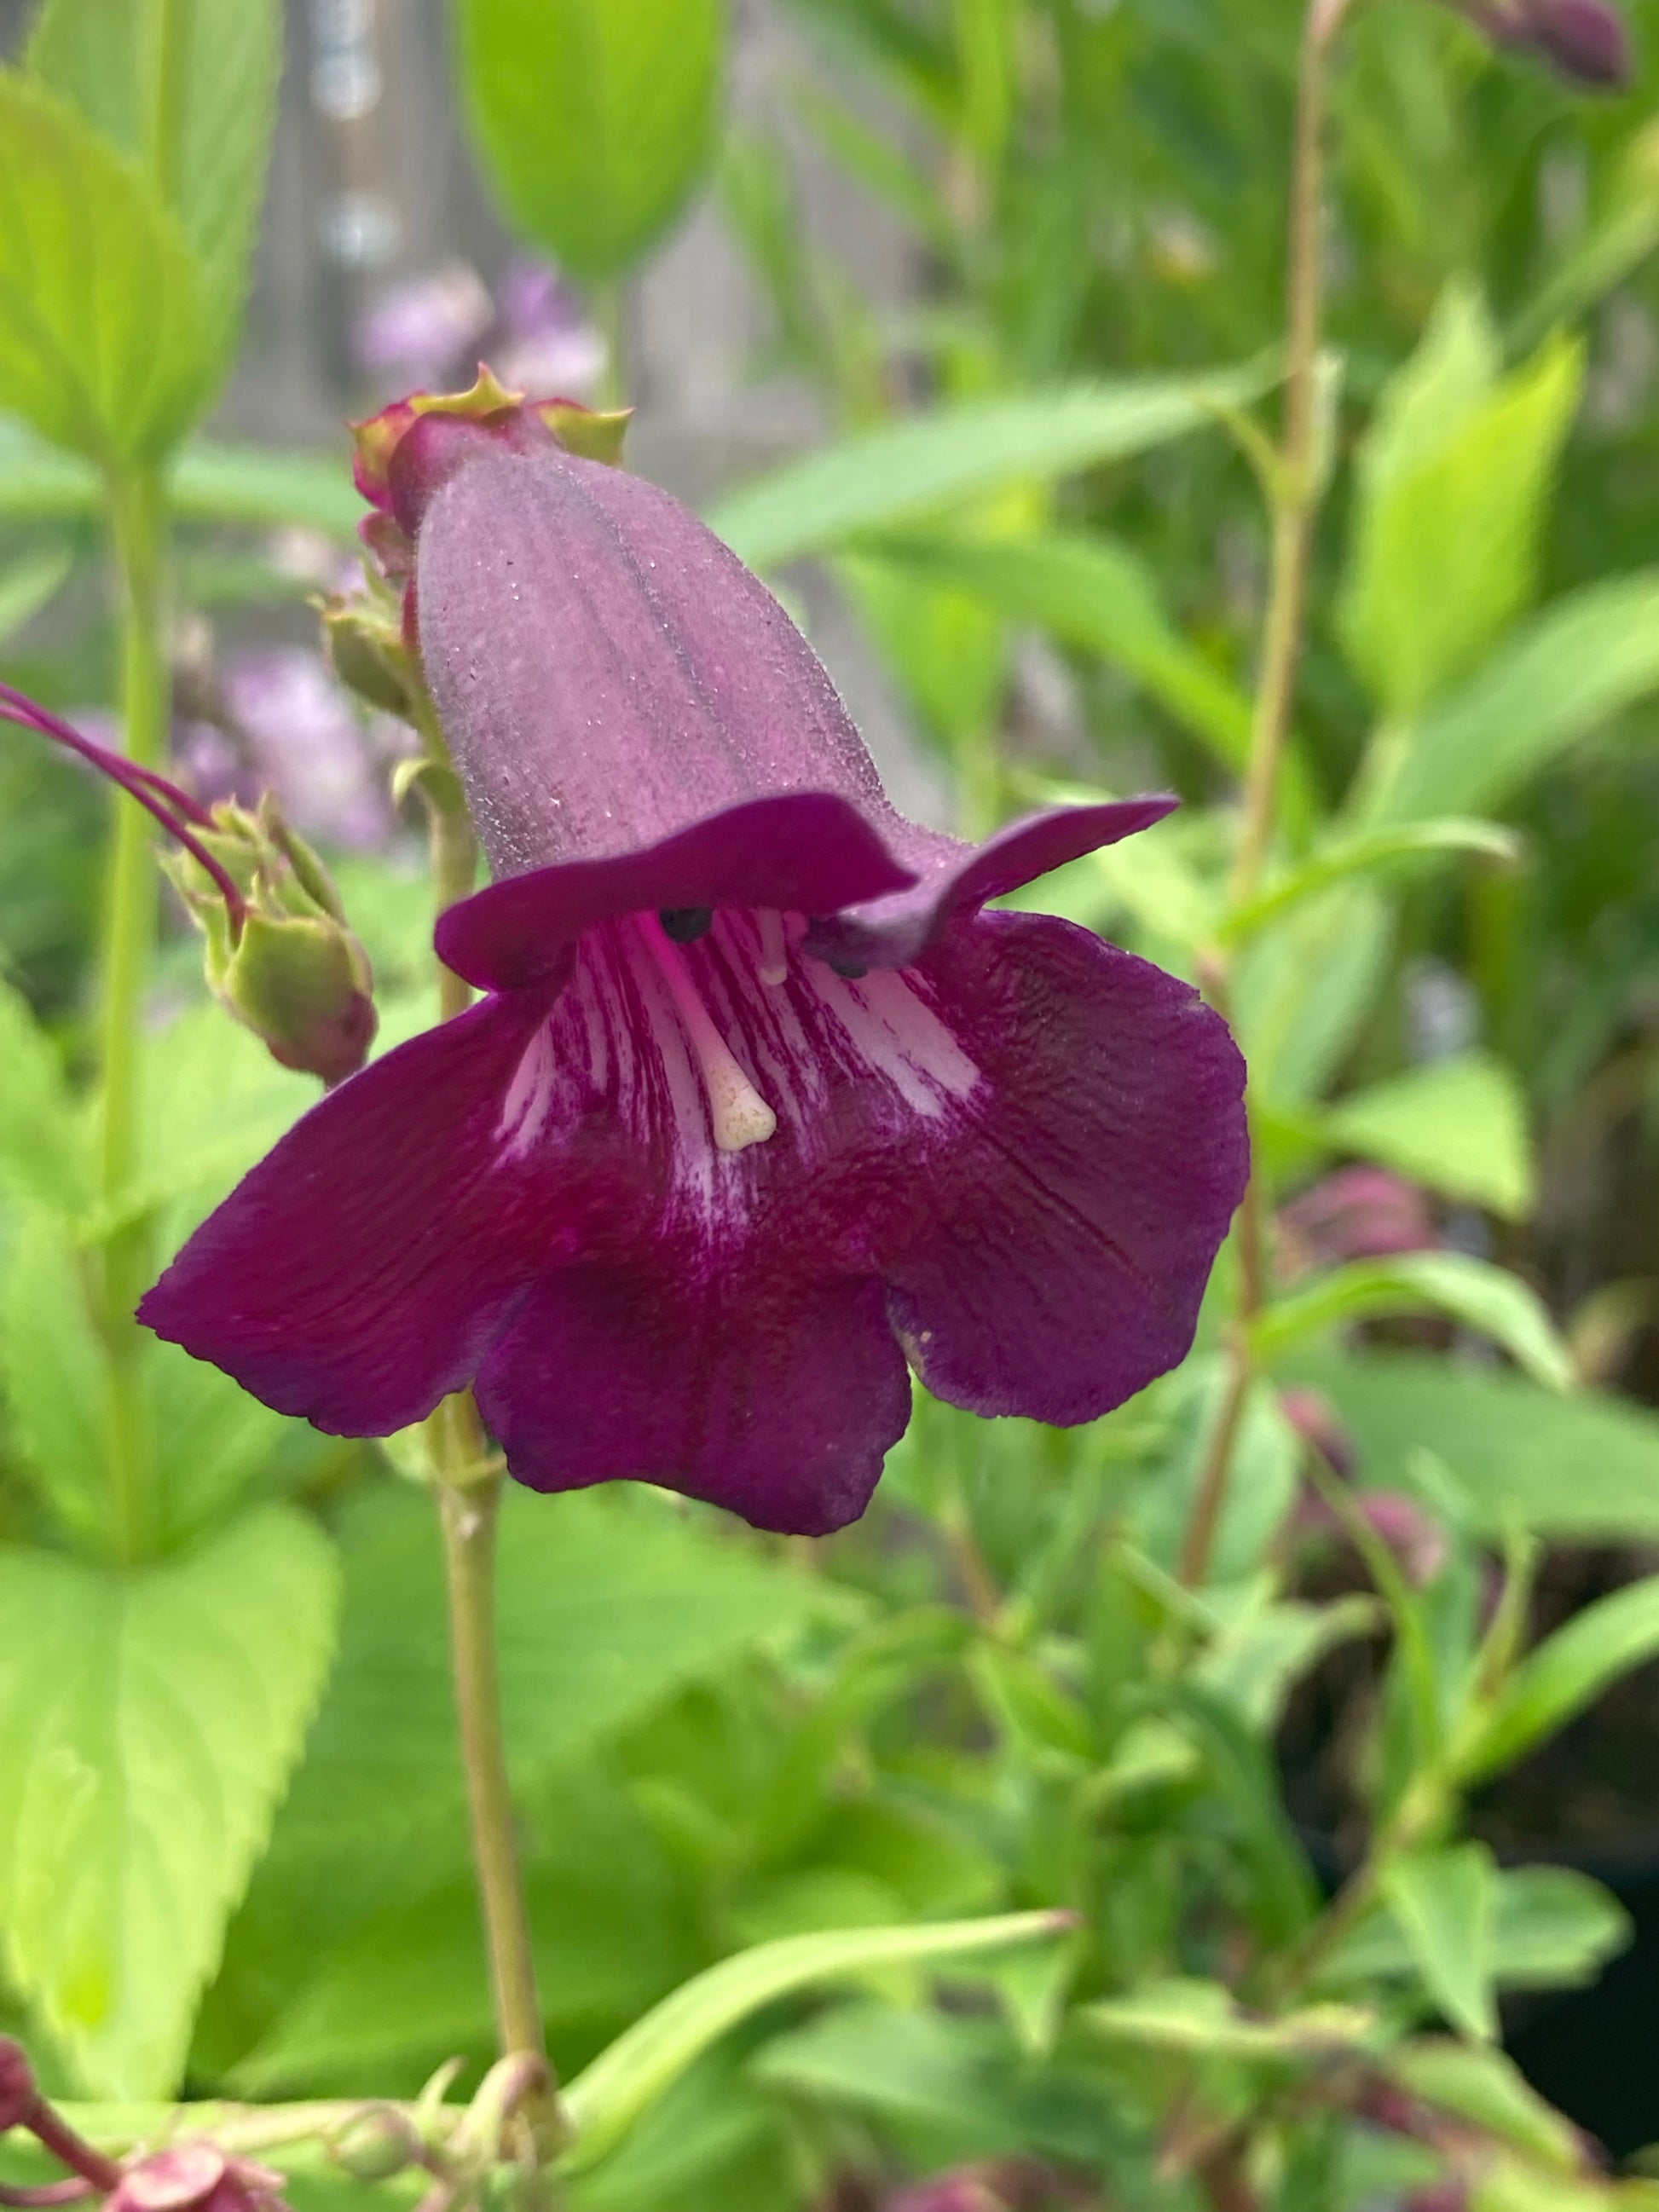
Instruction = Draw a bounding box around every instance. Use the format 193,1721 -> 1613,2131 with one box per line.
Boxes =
165,796 -> 377,1087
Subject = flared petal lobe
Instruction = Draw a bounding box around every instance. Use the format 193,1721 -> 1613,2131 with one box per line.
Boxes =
138,992 -> 571,1434
882,912 -> 1249,1423
477,1268 -> 912,1535
413,434 -> 899,881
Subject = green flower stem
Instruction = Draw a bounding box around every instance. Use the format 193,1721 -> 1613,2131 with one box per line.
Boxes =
1178,0 -> 1349,1591
436,1464 -> 567,2157
412,686 -> 564,2158
97,465 -> 168,1566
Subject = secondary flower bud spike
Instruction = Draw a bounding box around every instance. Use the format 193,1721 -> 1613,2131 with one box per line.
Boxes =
0,680 -> 376,1089
141,377 -> 1249,1537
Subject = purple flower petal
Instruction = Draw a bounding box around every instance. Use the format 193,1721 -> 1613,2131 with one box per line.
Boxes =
139,991 -> 571,1433
882,912 -> 1249,1422
436,791 -> 915,991
477,1268 -> 910,1535
806,795 -> 1178,972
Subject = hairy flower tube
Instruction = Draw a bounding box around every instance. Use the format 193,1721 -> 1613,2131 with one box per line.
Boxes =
140,385 -> 1249,1535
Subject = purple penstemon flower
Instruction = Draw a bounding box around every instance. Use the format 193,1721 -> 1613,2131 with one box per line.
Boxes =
139,381 -> 1249,1536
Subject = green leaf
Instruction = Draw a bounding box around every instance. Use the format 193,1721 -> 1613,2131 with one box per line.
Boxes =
0,424 -> 361,534
1130,1361 -> 1299,1585
868,528 -> 1254,771
1315,1053 -> 1535,1222
1292,1349 -> 1659,1544
147,1340 -> 292,1547
0,72 -> 211,463
1340,290 -> 1581,716
229,1773 -> 691,2094
1461,1574 -> 1659,1782
1253,1252 -> 1573,1391
263,1485 -> 813,1865
1367,572 -> 1659,826
1224,821 -> 1519,944
0,1504 -> 339,2094
749,2001 -> 1117,2164
0,543 -> 72,641
1511,124 -> 1659,355
1325,1866 -> 1628,1995
1231,883 -> 1391,1107
0,1204 -> 108,1546
838,548 -> 1009,750
558,1910 -> 1068,2174
1381,1843 -> 1500,2040
0,979 -> 85,1210
707,362 -> 1275,570
1388,2038 -> 1581,2169
27,0 -> 282,364
459,0 -> 724,282
1194,1593 -> 1382,1733
1081,1976 -> 1373,2059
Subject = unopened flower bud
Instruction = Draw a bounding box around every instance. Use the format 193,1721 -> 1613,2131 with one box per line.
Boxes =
327,2105 -> 422,2183
1279,1165 -> 1438,1276
1524,0 -> 1630,84
0,2036 -> 36,2131
1457,0 -> 1631,86
164,795 -> 377,1087
321,594 -> 418,719
110,2146 -> 287,2212
1295,1482 -> 1448,1587
1404,2184 -> 1468,2212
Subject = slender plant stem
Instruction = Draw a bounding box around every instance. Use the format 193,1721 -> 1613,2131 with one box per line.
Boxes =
412,693 -> 561,2155
592,283 -> 628,413
430,796 -> 477,1023
97,466 -> 168,1566
1228,0 -> 1347,911
437,1475 -> 558,2088
22,2102 -> 122,2195
1177,0 -> 1348,1589
1175,1348 -> 1254,1589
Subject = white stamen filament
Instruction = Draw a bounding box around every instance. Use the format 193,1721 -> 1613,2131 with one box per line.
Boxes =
756,908 -> 789,986
637,915 -> 777,1152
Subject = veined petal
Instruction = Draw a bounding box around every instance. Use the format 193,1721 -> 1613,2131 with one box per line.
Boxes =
139,990 -> 581,1435
477,1268 -> 911,1536
882,911 -> 1249,1423
436,792 -> 913,991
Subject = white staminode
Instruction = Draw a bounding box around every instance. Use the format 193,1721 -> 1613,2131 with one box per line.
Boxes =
755,907 -> 789,987
638,914 -> 777,1153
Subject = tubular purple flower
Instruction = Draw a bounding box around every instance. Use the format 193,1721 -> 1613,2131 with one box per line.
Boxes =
140,389 -> 1249,1536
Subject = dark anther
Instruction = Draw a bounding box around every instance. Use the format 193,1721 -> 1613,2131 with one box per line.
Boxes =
658,906 -> 714,943
830,959 -> 868,979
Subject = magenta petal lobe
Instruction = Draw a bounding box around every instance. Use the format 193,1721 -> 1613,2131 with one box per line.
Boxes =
882,912 -> 1249,1424
477,1268 -> 913,1536
139,992 -> 564,1435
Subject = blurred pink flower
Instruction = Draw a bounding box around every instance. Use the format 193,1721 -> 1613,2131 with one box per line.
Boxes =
1294,1482 -> 1448,1587
1279,1165 -> 1439,1276
353,261 -> 493,386
353,257 -> 606,401
213,648 -> 410,850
